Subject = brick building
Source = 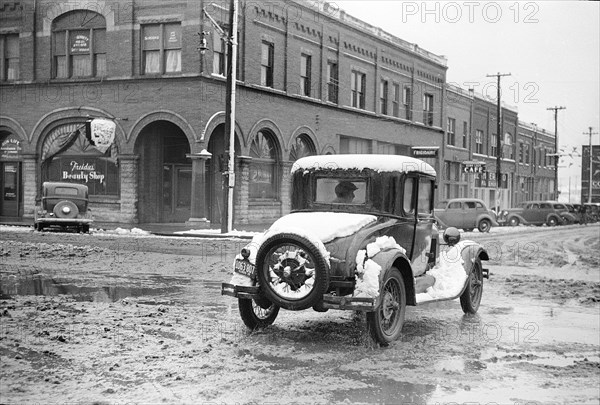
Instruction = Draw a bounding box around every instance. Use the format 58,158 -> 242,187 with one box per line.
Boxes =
0,0 -> 555,224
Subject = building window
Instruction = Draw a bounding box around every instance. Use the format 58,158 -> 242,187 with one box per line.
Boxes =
289,134 -> 316,161
423,93 -> 434,126
447,118 -> 456,146
378,142 -> 409,155
52,11 -> 106,78
491,134 -> 498,157
1,34 -> 19,81
392,83 -> 400,117
250,130 -> 279,199
379,79 -> 388,115
351,70 -> 366,109
519,142 -> 524,163
340,135 -> 371,154
504,133 -> 514,159
300,53 -> 311,97
327,61 -> 338,103
462,121 -> 468,148
212,35 -> 226,75
142,23 -> 181,75
403,85 -> 412,120
260,41 -> 274,87
475,130 -> 483,154
525,143 -> 530,164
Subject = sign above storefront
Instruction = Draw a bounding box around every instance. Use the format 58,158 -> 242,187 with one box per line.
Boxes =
88,118 -> 116,153
462,161 -> 486,173
411,147 -> 438,158
1,134 -> 22,160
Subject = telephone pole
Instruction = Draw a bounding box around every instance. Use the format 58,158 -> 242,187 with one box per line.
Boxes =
547,106 -> 566,200
584,127 -> 598,204
486,72 -> 511,207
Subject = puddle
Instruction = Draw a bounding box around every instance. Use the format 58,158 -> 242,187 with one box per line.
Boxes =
0,274 -> 183,303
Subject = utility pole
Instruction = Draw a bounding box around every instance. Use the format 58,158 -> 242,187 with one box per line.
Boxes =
584,127 -> 598,203
547,106 -> 566,200
221,0 -> 238,233
486,72 -> 511,208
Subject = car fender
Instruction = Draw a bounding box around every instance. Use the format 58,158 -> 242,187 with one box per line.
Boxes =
507,213 -> 527,225
475,214 -> 498,226
367,249 -> 417,306
457,241 -> 489,278
545,213 -> 563,224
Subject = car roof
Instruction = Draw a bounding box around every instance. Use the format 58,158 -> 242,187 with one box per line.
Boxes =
446,198 -> 487,204
291,154 -> 436,176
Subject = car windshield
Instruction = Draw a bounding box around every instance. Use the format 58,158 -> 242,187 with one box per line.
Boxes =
315,178 -> 367,205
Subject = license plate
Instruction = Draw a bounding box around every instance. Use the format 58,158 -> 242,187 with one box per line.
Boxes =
234,259 -> 255,279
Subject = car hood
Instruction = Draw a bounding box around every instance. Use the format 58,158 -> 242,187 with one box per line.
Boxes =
268,212 -> 378,244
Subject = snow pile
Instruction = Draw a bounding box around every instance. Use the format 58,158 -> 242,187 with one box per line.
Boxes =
416,242 -> 478,303
174,229 -> 259,238
103,227 -> 151,236
269,212 -> 377,244
291,154 -> 436,176
353,236 -> 406,298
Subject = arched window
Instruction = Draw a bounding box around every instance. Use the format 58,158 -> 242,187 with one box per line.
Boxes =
289,134 -> 316,161
52,10 -> 106,78
249,130 -> 280,199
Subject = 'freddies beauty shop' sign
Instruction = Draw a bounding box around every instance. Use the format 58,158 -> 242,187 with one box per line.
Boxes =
62,160 -> 105,184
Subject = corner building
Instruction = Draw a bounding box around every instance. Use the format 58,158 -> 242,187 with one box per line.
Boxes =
1,0 -> 448,225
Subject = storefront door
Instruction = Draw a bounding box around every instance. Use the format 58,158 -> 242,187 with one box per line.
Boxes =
0,162 -> 21,217
162,164 -> 192,222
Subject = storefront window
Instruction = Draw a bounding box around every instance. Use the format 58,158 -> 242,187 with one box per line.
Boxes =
249,130 -> 279,199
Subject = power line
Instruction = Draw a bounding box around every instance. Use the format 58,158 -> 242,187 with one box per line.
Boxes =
486,72 -> 511,190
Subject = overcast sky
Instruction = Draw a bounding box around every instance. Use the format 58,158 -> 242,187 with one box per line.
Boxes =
334,0 -> 600,200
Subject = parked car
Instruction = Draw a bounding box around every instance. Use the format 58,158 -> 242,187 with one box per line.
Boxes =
583,203 -> 600,223
34,182 -> 93,233
435,198 -> 498,232
222,155 -> 489,346
558,203 -> 581,224
498,200 -> 564,227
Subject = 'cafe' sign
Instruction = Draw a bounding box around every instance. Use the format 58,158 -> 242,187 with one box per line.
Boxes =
462,161 -> 486,173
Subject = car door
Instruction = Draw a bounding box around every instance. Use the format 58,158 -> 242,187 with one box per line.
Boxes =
444,200 -> 464,228
412,177 -> 436,277
524,203 -> 540,224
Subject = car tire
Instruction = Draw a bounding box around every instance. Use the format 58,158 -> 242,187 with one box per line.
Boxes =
367,267 -> 406,346
255,233 -> 329,311
238,298 -> 279,329
508,217 -> 520,227
460,257 -> 483,314
478,219 -> 492,233
547,216 -> 558,227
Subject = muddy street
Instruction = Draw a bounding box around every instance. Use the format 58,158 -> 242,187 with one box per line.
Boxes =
1,225 -> 599,404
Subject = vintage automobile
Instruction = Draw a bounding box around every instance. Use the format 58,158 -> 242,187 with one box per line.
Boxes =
555,202 -> 580,224
434,198 -> 498,232
34,182 -> 93,233
222,155 -> 489,346
498,200 -> 565,227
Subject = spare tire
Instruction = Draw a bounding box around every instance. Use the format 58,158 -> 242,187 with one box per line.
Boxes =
53,200 -> 79,219
255,233 -> 329,311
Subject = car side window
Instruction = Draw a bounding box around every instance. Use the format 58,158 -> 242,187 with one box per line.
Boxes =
540,203 -> 551,209
531,203 -> 540,209
465,201 -> 476,209
417,178 -> 433,215
448,201 -> 461,209
403,177 -> 416,215
475,202 -> 484,209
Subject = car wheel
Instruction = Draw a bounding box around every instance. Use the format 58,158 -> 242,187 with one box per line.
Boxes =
238,298 -> 279,329
367,267 -> 406,346
478,219 -> 492,233
547,217 -> 558,227
256,233 -> 329,311
508,217 -> 520,227
460,257 -> 483,314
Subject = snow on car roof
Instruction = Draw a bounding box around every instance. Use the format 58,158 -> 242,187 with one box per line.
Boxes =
291,154 -> 436,176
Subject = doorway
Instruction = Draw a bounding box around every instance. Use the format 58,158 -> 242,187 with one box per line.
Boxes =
0,161 -> 21,218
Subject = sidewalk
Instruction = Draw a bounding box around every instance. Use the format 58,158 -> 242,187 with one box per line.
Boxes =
0,217 -> 274,239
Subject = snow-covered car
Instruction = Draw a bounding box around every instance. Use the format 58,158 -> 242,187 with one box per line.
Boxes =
33,182 -> 93,233
498,200 -> 564,227
221,155 -> 490,346
434,198 -> 498,232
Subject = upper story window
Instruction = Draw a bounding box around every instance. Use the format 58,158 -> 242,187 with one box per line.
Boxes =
340,135 -> 371,154
260,41 -> 274,87
519,141 -> 524,163
351,70 -> 366,109
213,35 -> 226,76
403,85 -> 412,120
423,93 -> 434,126
142,23 -> 181,75
379,79 -> 388,115
462,121 -> 468,148
491,133 -> 498,157
1,34 -> 19,81
327,61 -> 338,103
447,117 -> 456,146
524,143 -> 530,164
300,53 -> 311,97
475,130 -> 483,154
392,83 -> 400,117
52,11 -> 106,78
